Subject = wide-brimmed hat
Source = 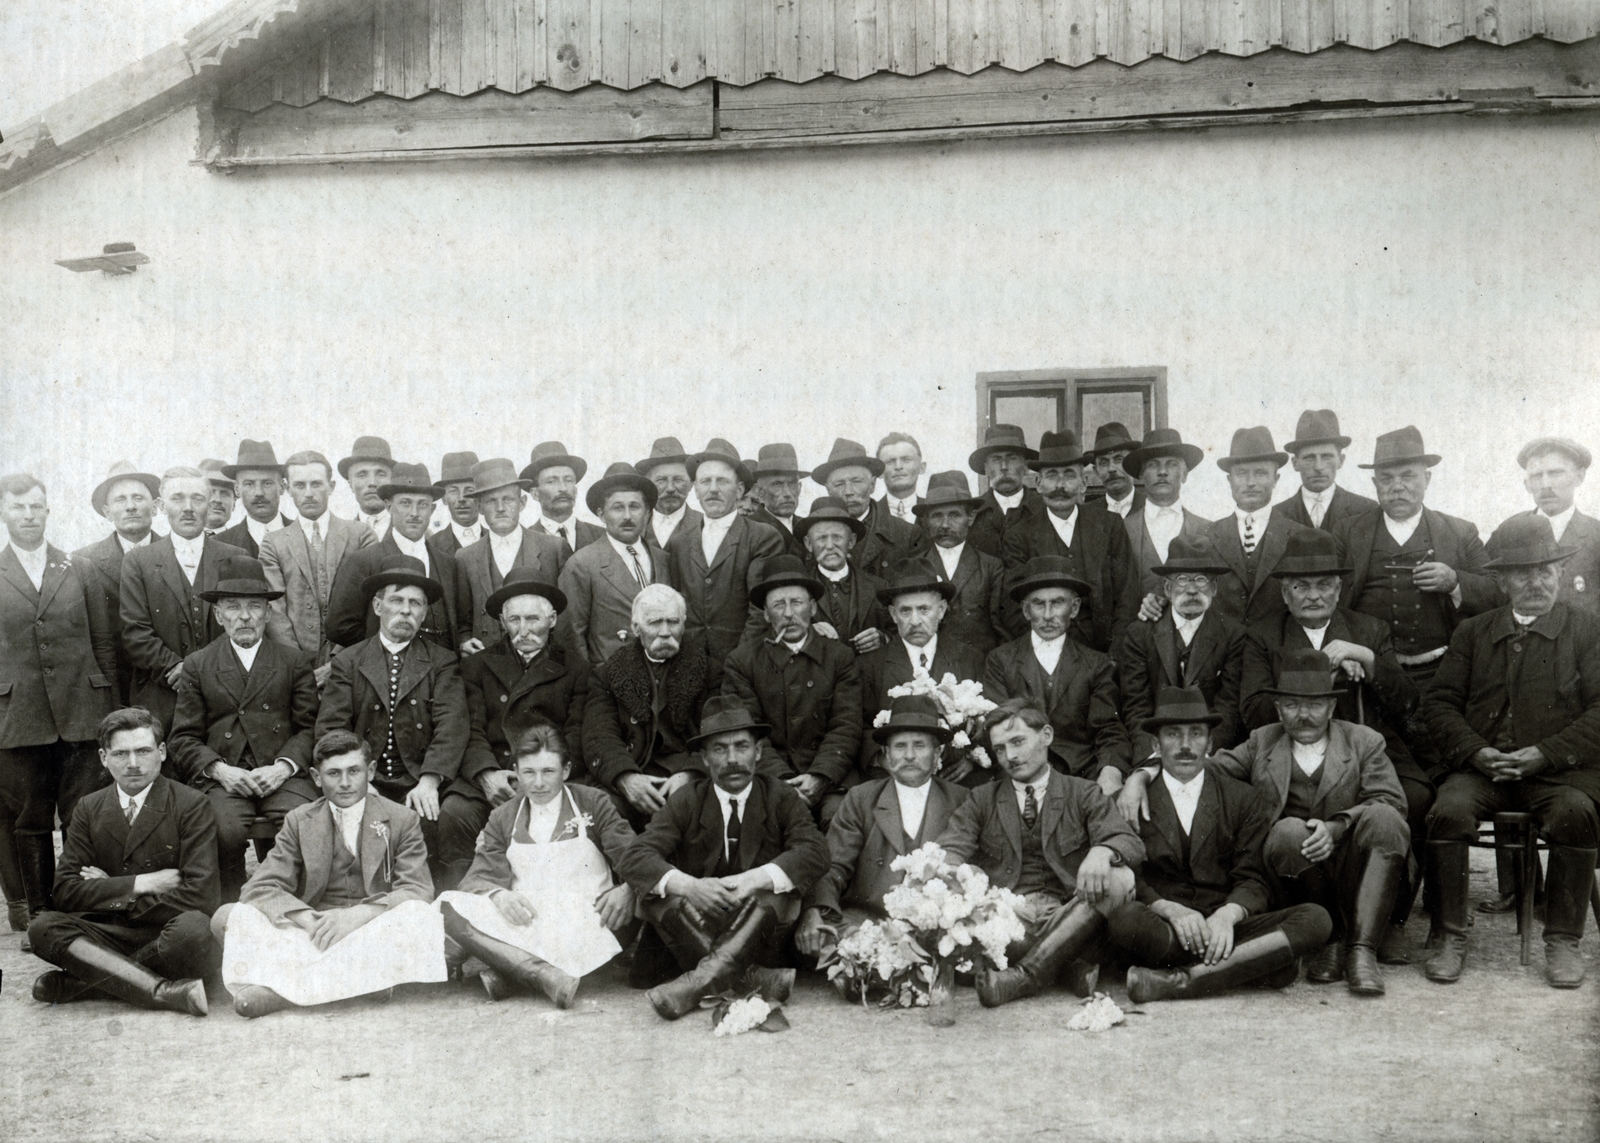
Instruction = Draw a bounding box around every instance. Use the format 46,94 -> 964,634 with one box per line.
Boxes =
911,471 -> 984,516
794,497 -> 866,540
338,436 -> 395,479
1151,536 -> 1232,577
469,458 -> 532,498
1358,426 -> 1440,470
1087,422 -> 1139,460
752,443 -> 802,478
636,437 -> 690,476
360,553 -> 443,604
1516,436 -> 1592,471
520,441 -> 588,485
1285,410 -> 1352,453
811,438 -> 885,484
687,438 -> 754,488
747,554 -> 824,607
876,558 -> 955,605
1124,428 -> 1204,477
1261,648 -> 1346,698
872,693 -> 954,745
1140,685 -> 1223,732
484,566 -> 568,619
221,440 -> 286,480
968,424 -> 1037,473
1270,530 -> 1353,579
198,459 -> 234,491
1028,430 -> 1089,472
1216,427 -> 1289,472
433,451 -> 480,491
688,696 -> 771,748
1483,514 -> 1579,569
585,461 -> 658,515
199,555 -> 284,603
1009,555 -> 1092,602
377,462 -> 440,501
91,461 -> 161,515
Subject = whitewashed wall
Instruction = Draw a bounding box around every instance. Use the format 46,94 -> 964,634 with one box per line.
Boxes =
2,105 -> 1597,550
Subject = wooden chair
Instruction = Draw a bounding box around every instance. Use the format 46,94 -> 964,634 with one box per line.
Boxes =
1470,812 -> 1600,966
245,815 -> 281,863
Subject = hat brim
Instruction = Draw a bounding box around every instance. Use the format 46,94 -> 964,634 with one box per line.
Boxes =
688,720 -> 772,748
521,456 -> 590,484
1087,440 -> 1138,462
1270,563 -> 1355,579
471,477 -> 533,497
220,464 -> 286,480
1482,546 -> 1579,570
337,455 -> 394,479
688,454 -> 754,489
636,453 -> 689,475
876,581 -> 956,606
91,472 -> 161,513
810,457 -> 885,485
1123,443 -> 1204,477
1010,574 -> 1094,602
485,580 -> 568,618
911,496 -> 983,516
795,514 -> 866,540
1151,562 -> 1231,578
199,585 -> 285,603
1261,684 -> 1348,698
1358,454 -> 1442,470
360,571 -> 443,604
1285,436 -> 1352,453
749,574 -> 825,608
1217,452 -> 1289,471
1026,454 -> 1089,472
871,719 -> 955,745
1139,712 -> 1223,733
377,483 -> 441,501
585,474 -> 659,516
968,443 -> 1039,473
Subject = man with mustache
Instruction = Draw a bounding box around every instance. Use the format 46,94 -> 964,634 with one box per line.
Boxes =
1120,428 -> 1212,610
338,436 -> 396,539
524,441 -> 604,557
1087,423 -> 1143,519
812,438 -> 929,582
75,461 -> 162,704
747,443 -> 807,560
909,471 -> 1006,656
214,441 -> 292,560
198,459 -> 237,535
453,458 -> 566,651
1421,515 -> 1600,988
1270,410 -> 1379,533
798,497 -> 889,654
875,432 -> 927,523
721,555 -> 864,822
637,437 -> 702,554
121,467 -> 249,730
966,424 -> 1046,561
1491,437 -> 1599,618
168,556 -> 319,901
560,463 -> 671,669
1204,427 -> 1319,631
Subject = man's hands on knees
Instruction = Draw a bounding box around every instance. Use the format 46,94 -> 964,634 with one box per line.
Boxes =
1201,905 -> 1245,965
1300,818 -> 1337,863
405,775 -> 442,821
795,907 -> 837,956
307,905 -> 384,951
492,888 -> 538,926
478,769 -> 517,807
674,875 -> 740,917
716,868 -> 775,903
210,761 -> 261,797
619,773 -> 668,814
787,773 -> 828,806
594,883 -> 635,932
1076,846 -> 1119,903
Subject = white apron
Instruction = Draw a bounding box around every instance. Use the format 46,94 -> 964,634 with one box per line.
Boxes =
437,787 -> 622,978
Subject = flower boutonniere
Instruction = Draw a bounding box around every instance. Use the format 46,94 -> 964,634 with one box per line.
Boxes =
369,819 -> 392,883
556,811 -> 594,841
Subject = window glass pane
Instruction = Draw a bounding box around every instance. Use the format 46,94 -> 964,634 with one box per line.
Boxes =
992,394 -> 1061,452
1080,389 -> 1150,447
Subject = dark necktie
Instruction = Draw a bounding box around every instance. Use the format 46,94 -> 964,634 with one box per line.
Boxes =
1023,784 -> 1038,828
918,649 -> 929,671
725,797 -> 742,865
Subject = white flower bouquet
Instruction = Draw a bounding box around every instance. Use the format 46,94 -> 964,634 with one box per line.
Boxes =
871,672 -> 998,773
709,991 -> 789,1036
818,918 -> 931,1009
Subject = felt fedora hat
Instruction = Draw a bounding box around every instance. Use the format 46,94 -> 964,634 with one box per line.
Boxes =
1261,647 -> 1347,698
468,458 -> 532,497
794,496 -> 867,540
636,436 -> 690,476
688,696 -> 771,748
1028,430 -> 1089,471
968,424 -> 1037,473
1150,535 -> 1232,577
876,558 -> 955,605
521,441 -> 588,485
1516,436 -> 1592,471
747,553 -> 825,607
585,462 -> 659,515
1087,422 -> 1139,460
1216,427 -> 1289,472
90,461 -> 161,515
360,553 -> 443,604
811,438 -> 885,484
1123,427 -> 1204,477
688,438 -> 754,488
338,436 -> 396,480
1270,529 -> 1353,579
1483,513 -> 1579,569
433,451 -> 480,491
911,470 -> 984,515
1008,555 -> 1093,602
1285,409 -> 1352,453
484,565 -> 568,619
199,555 -> 284,603
198,459 -> 234,490
221,440 -> 287,480
753,443 -> 803,477
377,462 -> 441,501
1139,685 -> 1223,732
871,693 -> 954,745
1358,426 -> 1441,470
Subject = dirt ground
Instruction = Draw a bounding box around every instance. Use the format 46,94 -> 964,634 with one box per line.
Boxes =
1,849 -> 1596,1143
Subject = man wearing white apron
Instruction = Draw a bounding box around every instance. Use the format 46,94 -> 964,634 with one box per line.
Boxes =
438,718 -> 638,1006
211,730 -> 447,1018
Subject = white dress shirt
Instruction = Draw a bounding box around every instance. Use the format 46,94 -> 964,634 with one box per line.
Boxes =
895,780 -> 932,840
522,795 -> 566,844
1105,490 -> 1135,519
1144,500 -> 1185,562
171,533 -> 205,585
10,543 -> 47,590
903,635 -> 938,675
378,633 -> 412,657
1012,777 -> 1048,816
700,511 -> 736,566
651,505 -> 687,549
117,782 -> 155,824
818,562 -> 849,583
992,489 -> 1024,515
1543,504 -> 1577,543
1292,737 -> 1327,777
330,798 -> 367,856
246,514 -> 285,547
1234,506 -> 1272,551
1031,630 -> 1066,675
391,530 -> 432,575
544,516 -> 577,551
653,783 -> 795,897
1301,486 -> 1331,528
608,534 -> 653,586
1046,505 -> 1079,549
1512,611 -> 1541,628
489,528 -> 522,579
1300,624 -> 1328,650
1383,512 -> 1423,545
298,514 -> 327,546
450,521 -> 483,549
1173,611 -> 1203,647
116,532 -> 152,554
232,639 -> 261,672
936,542 -> 964,580
1161,768 -> 1205,834
885,493 -> 918,522
360,509 -> 391,538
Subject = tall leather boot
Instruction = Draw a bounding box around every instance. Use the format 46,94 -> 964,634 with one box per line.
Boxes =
1542,846 -> 1597,989
54,938 -> 207,1016
15,833 -> 55,953
1127,930 -> 1296,1003
647,899 -> 777,1020
439,902 -> 579,1008
650,897 -> 794,1003
977,899 -> 1106,1008
1346,851 -> 1403,996
1380,865 -> 1419,965
1424,841 -> 1470,983
0,813 -> 27,932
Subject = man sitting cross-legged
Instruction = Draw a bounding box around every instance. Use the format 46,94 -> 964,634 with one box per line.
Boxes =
437,718 -> 638,1008
1109,686 -> 1332,1003
211,730 -> 447,1018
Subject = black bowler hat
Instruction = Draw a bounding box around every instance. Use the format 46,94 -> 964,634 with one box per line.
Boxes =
1262,648 -> 1346,698
200,555 -> 284,603
1270,530 -> 1353,579
1008,556 -> 1092,602
747,554 -> 824,608
795,497 -> 867,541
1151,536 -> 1231,578
1123,428 -> 1204,478
485,566 -> 568,618
871,694 -> 954,746
378,462 -> 440,501
360,553 -> 442,604
585,462 -> 659,516
1483,514 -> 1579,570
876,559 -> 955,606
1027,430 -> 1089,472
688,696 -> 771,748
1140,686 -> 1223,733
968,424 -> 1037,473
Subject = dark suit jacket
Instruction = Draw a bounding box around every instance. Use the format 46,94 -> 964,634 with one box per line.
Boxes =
71,533 -> 139,703
316,636 -> 470,785
616,773 -> 830,896
1271,484 -> 1380,533
1204,513 -> 1317,631
666,513 -> 784,676
810,564 -> 889,646
968,488 -> 1046,562
983,635 -> 1132,778
458,637 -> 589,791
748,506 -> 807,560
240,792 -> 433,922
643,508 -> 704,558
259,514 -> 376,662
856,637 -> 988,774
808,775 -> 969,918
721,634 -> 863,785
1421,604 -> 1600,803
853,499 -> 930,581
1490,509 -> 1600,618
937,769 -> 1144,896
912,545 -> 1006,657
583,634 -> 713,789
325,531 -> 467,654
1001,503 -> 1140,654
0,544 -> 117,747
214,513 -> 294,560
455,527 -> 568,646
1134,769 -> 1271,918
1331,507 -> 1499,621
1209,721 -> 1406,830
534,517 -> 607,560
1124,505 -> 1212,598
557,535 -> 672,669
52,776 -> 220,925
427,526 -> 471,560
1119,610 -> 1244,760
459,784 -> 637,894
168,635 -> 319,787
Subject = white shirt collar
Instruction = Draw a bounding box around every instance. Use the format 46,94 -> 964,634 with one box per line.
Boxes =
1011,776 -> 1048,813
1234,505 -> 1272,534
1046,504 -> 1079,547
543,515 -> 576,547
1172,611 -> 1203,645
903,635 -> 938,673
329,798 -> 367,855
1300,623 -> 1329,650
1030,630 -> 1066,675
116,531 -> 152,553
1143,499 -> 1185,562
1291,737 -> 1327,776
1512,611 -> 1542,628
116,782 -> 155,820
246,514 -> 284,544
817,562 -> 850,583
391,530 -> 431,572
232,639 -> 262,671
1105,489 -> 1135,518
9,543 -> 46,589
298,514 -> 326,543
489,527 -> 522,576
171,532 -> 205,563
608,533 -> 650,563
523,793 -> 566,844
714,783 -> 754,860
1301,486 -> 1330,511
1383,511 -> 1424,545
886,493 -> 919,518
378,633 -> 412,656
1542,504 -> 1577,543
360,508 -> 390,533
894,780 -> 932,839
1160,768 -> 1205,834
1144,498 -> 1183,522
450,520 -> 482,547
992,488 -> 1024,513
701,511 -> 737,562
652,504 -> 687,547
935,542 -> 964,578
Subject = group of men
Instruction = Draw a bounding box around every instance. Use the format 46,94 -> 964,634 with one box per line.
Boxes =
1,412 -> 1596,1022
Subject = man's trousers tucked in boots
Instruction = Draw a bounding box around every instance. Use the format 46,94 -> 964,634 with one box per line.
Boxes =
1109,902 -> 1331,1002
28,909 -> 212,1015
638,891 -> 799,1020
439,900 -> 581,1007
976,871 -> 1135,1009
